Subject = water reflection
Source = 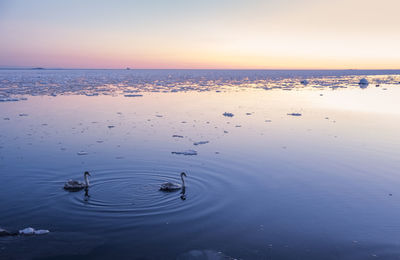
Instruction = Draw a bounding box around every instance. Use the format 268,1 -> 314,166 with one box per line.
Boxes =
1,72 -> 400,259
180,186 -> 186,201
84,187 -> 90,202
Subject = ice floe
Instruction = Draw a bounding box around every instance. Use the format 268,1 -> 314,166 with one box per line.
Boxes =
0,227 -> 50,236
193,141 -> 209,146
171,150 -> 198,156
0,97 -> 27,102
124,94 -> 143,97
223,112 -> 234,117
300,80 -> 309,85
359,78 -> 369,85
287,113 -> 302,116
19,227 -> 50,235
0,70 -> 399,97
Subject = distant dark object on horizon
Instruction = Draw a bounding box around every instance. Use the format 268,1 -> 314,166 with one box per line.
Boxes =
126,67 -> 131,70
32,67 -> 45,70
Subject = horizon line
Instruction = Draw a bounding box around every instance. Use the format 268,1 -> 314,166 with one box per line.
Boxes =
1,67 -> 400,71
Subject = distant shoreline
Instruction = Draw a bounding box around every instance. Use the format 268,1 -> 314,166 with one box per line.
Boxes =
0,68 -> 400,72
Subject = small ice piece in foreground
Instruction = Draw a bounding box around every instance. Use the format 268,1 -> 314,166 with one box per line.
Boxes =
19,227 -> 35,235
359,78 -> 369,85
0,227 -> 14,236
34,229 -> 50,235
193,141 -> 209,146
77,151 -> 88,155
287,113 -> 302,116
223,112 -> 234,117
19,227 -> 49,235
172,135 -> 184,138
171,150 -> 197,156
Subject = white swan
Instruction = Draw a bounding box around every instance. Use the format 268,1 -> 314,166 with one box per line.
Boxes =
160,172 -> 187,191
64,171 -> 91,190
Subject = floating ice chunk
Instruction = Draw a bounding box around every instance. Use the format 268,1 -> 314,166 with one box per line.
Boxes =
287,113 -> 302,116
124,94 -> 143,97
19,227 -> 49,235
265,120 -> 272,122
172,135 -> 184,138
34,229 -> 50,235
77,151 -> 88,155
359,78 -> 369,85
19,227 -> 35,235
0,227 -> 14,236
0,98 -> 19,102
3,117 -> 10,120
19,113 -> 29,117
223,112 -> 234,117
107,125 -> 115,129
193,141 -> 209,146
246,112 -> 252,115
171,150 -> 197,156
300,80 -> 309,85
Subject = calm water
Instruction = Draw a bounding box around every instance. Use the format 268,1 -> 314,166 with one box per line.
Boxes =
1,70 -> 400,259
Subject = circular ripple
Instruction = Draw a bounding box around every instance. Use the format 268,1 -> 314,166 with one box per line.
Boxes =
5,157 -> 253,231
46,160 -> 239,227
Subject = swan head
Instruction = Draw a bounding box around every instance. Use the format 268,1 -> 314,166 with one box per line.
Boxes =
84,171 -> 91,177
180,172 -> 187,178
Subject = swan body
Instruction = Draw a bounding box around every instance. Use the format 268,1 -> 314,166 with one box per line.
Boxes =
160,172 -> 187,191
64,171 -> 91,190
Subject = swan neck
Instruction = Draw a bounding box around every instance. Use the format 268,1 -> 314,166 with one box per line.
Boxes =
181,175 -> 185,187
84,175 -> 89,187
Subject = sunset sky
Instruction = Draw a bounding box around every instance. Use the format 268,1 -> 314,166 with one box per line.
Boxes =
1,0 -> 399,69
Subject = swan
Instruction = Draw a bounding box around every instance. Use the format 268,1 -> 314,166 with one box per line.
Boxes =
64,171 -> 91,190
160,172 -> 187,191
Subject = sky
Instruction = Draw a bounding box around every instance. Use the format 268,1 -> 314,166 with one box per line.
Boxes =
0,0 -> 399,69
